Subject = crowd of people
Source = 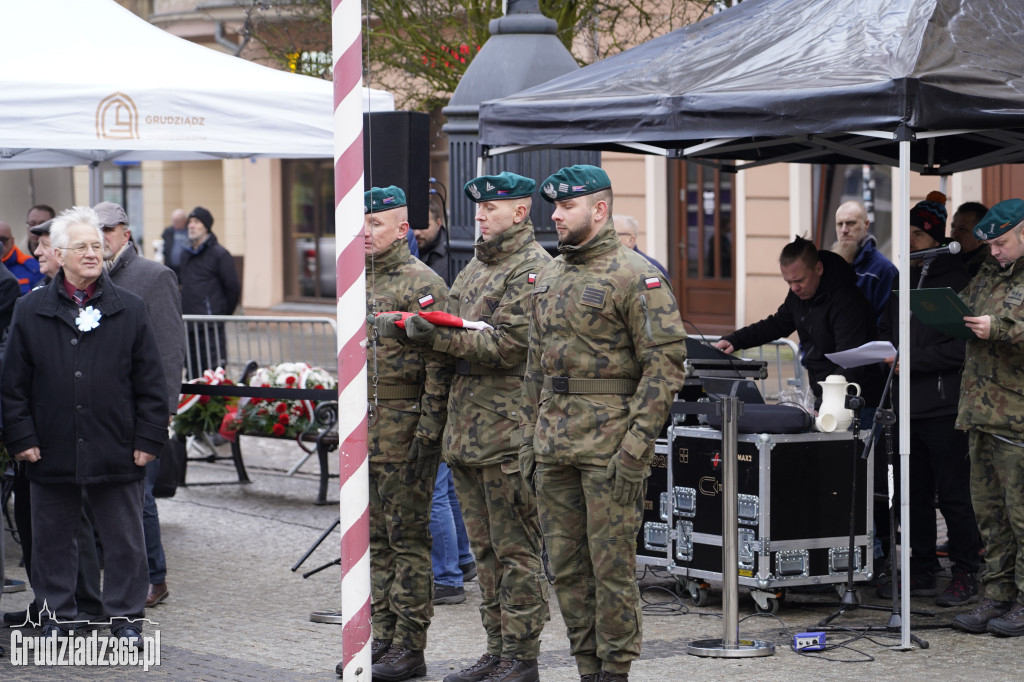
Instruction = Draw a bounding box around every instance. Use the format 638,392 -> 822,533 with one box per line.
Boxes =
0,201 -> 239,657
716,193 -> 1024,638
3,174 -> 1023,679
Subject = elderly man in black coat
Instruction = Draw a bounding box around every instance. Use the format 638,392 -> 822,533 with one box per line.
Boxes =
1,206 -> 168,646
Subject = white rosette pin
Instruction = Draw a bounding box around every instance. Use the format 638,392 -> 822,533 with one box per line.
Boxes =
75,306 -> 102,332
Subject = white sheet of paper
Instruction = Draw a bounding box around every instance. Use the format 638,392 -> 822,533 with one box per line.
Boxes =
825,340 -> 897,369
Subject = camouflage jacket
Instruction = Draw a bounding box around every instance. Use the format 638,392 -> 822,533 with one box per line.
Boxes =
432,219 -> 552,467
957,256 -> 1024,437
520,222 -> 688,466
365,238 -> 453,456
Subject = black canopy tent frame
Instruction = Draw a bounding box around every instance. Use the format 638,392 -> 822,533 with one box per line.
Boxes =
478,0 -> 1024,649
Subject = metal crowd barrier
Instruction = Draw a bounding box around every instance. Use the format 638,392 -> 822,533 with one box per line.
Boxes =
182,315 -> 338,381
180,315 -> 339,504
692,335 -> 806,402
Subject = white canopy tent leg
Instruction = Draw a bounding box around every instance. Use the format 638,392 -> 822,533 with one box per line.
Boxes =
89,161 -> 102,206
897,139 -> 912,650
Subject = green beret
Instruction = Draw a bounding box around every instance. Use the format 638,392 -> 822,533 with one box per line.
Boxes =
539,164 -> 611,203
973,199 -> 1024,240
464,172 -> 536,203
364,186 -> 407,213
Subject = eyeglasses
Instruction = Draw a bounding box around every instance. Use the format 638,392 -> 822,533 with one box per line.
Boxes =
59,242 -> 104,255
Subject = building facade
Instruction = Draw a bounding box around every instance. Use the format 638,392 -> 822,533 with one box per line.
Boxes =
0,2 -> 1012,330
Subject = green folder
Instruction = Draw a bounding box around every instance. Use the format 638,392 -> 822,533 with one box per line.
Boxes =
908,287 -> 974,339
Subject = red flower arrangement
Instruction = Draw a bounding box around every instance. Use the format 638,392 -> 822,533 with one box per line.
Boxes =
224,363 -> 336,440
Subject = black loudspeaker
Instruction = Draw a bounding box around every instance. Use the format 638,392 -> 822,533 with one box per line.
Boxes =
363,111 -> 430,230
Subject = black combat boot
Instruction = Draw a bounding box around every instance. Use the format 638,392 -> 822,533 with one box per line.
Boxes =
952,598 -> 1013,633
372,638 -> 393,662
371,644 -> 427,681
988,601 -> 1024,637
597,672 -> 629,682
444,653 -> 501,682
482,657 -> 539,682
335,638 -> 394,675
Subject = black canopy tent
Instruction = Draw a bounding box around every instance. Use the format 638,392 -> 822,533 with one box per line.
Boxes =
480,0 -> 1024,173
478,0 -> 1024,648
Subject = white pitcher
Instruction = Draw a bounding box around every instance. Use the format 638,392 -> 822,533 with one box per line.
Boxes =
815,374 -> 861,432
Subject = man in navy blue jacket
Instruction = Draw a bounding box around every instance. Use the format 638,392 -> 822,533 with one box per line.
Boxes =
834,200 -> 898,326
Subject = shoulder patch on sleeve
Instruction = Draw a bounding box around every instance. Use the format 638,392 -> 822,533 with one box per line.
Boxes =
528,272 -> 537,284
644,277 -> 662,290
418,293 -> 436,309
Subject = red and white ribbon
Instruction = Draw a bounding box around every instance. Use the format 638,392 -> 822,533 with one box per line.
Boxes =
176,367 -> 229,414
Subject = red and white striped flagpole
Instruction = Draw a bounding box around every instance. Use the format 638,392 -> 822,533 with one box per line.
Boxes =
333,0 -> 371,678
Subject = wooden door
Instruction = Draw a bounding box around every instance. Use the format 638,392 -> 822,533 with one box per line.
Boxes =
982,164 -> 1024,208
669,161 -> 736,336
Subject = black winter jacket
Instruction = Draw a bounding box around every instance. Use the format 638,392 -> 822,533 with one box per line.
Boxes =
178,233 -> 240,316
0,271 -> 168,484
878,252 -> 969,419
723,250 -> 885,407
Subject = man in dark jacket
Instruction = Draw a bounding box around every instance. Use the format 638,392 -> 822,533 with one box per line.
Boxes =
715,236 -> 884,409
1,206 -> 168,646
159,208 -> 189,280
178,206 -> 240,376
2,217 -> 107,629
950,201 -> 991,278
0,258 -> 18,656
0,259 -> 19,350
834,200 -> 898,326
98,201 -> 185,609
413,196 -> 451,286
878,196 -> 982,606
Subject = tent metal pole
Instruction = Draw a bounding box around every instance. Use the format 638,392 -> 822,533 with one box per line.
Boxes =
897,139 -> 912,650
89,161 -> 102,206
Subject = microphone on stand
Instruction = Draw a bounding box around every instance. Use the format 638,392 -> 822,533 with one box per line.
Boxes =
909,241 -> 961,260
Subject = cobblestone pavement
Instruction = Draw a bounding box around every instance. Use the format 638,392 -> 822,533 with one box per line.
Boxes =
2,438 -> 1022,680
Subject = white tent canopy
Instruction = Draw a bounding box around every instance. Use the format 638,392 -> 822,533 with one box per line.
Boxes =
0,0 -> 391,171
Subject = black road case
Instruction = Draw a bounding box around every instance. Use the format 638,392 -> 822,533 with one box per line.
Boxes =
638,425 -> 873,613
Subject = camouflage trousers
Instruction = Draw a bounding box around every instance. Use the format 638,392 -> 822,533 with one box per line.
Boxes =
452,460 -> 550,659
970,430 -> 1024,603
369,457 -> 438,650
535,462 -> 644,676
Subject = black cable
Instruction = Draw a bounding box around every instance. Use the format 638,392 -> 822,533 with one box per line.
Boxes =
639,585 -> 690,616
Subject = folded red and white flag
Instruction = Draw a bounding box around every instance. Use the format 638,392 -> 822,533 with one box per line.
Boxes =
376,310 -> 493,331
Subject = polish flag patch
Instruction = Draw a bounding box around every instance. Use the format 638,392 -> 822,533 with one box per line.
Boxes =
644,277 -> 662,290
528,273 -> 537,284
418,294 -> 435,308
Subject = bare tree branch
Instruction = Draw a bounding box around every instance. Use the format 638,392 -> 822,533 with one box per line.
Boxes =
239,0 -> 737,110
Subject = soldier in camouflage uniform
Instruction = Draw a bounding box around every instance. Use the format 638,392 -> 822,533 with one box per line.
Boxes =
357,186 -> 454,681
953,198 -> 1024,637
518,165 -> 688,682
404,172 -> 552,682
